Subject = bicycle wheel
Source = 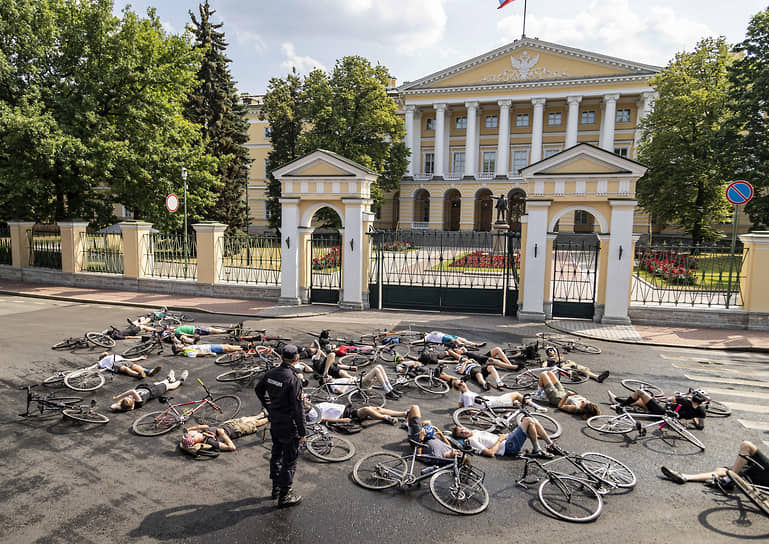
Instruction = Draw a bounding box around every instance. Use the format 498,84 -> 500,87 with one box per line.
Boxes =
195,395 -> 241,425
620,379 -> 664,397
62,408 -> 110,424
579,453 -> 637,490
503,372 -> 537,390
705,399 -> 731,417
538,474 -> 603,522
64,369 -> 105,392
122,340 -> 156,357
85,332 -> 116,348
573,342 -> 601,354
664,417 -> 705,451
352,452 -> 407,490
157,317 -> 181,327
560,368 -> 589,385
305,432 -> 355,462
452,407 -> 500,431
43,372 -> 66,386
414,374 -> 450,395
340,354 -> 375,368
215,352 -> 247,366
429,466 -> 490,515
24,396 -> 82,417
516,412 -> 563,439
132,410 -> 180,436
727,470 -> 769,518
586,415 -> 635,434
51,338 -> 84,350
394,330 -> 422,341
347,388 -> 386,409
305,386 -> 334,404
215,368 -> 257,382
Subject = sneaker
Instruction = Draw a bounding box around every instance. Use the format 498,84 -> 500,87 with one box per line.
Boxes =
483,382 -> 491,391
546,442 -> 565,456
705,475 -> 735,491
661,466 -> 686,485
493,381 -> 504,391
476,342 -> 487,348
596,370 -> 610,383
532,448 -> 554,459
532,389 -> 546,402
179,369 -> 189,383
433,364 -> 445,379
607,390 -> 618,404
148,365 -> 161,377
384,415 -> 399,426
278,489 -> 302,508
385,390 -> 401,400
167,370 -> 176,383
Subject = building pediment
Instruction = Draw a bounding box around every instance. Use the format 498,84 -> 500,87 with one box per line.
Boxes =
272,149 -> 378,180
401,37 -> 659,92
522,143 -> 647,178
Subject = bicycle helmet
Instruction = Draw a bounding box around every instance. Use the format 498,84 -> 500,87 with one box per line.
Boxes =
691,390 -> 707,403
421,424 -> 435,440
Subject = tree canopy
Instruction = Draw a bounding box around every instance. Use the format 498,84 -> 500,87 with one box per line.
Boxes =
0,0 -> 217,231
637,37 -> 735,243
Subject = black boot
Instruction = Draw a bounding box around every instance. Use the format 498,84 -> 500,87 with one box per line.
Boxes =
278,488 -> 302,508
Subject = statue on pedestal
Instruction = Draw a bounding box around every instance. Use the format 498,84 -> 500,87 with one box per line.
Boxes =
494,194 -> 508,223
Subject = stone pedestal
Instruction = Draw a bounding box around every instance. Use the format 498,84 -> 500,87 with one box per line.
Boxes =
492,221 -> 509,253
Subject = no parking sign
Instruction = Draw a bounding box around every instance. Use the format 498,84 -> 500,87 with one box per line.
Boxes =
725,181 -> 753,205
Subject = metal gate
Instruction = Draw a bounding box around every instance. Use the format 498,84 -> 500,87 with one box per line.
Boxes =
551,236 -> 600,319
368,230 -> 520,315
310,231 -> 341,304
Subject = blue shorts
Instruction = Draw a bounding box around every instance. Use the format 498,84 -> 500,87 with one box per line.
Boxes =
503,426 -> 527,456
442,334 -> 458,344
210,344 -> 224,354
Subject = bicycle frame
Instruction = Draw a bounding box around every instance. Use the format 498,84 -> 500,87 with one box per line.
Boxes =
154,397 -> 216,426
517,453 -> 620,495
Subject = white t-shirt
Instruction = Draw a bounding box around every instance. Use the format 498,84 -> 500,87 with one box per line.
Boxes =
458,391 -> 512,408
307,402 -> 346,423
467,430 -> 506,456
98,354 -> 126,369
328,378 -> 354,394
426,331 -> 445,343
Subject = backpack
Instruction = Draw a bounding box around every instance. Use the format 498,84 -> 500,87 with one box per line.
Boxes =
326,421 -> 363,434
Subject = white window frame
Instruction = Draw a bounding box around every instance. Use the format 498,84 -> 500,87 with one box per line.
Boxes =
485,115 -> 498,129
455,116 -> 467,129
574,210 -> 591,225
581,110 -> 595,124
543,147 -> 561,159
515,113 -> 529,127
452,151 -> 465,174
425,118 -> 435,131
547,112 -> 562,126
481,151 -> 496,174
614,146 -> 630,158
424,152 -> 435,174
512,149 -> 528,174
615,108 -> 631,124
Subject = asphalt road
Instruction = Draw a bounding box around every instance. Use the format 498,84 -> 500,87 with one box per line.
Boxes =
1,295 -> 768,543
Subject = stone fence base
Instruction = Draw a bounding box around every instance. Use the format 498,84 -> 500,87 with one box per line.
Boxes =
629,305 -> 769,331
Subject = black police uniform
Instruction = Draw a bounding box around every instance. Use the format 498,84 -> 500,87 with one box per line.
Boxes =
255,361 -> 306,494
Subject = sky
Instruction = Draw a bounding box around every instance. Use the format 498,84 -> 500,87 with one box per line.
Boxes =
112,0 -> 769,94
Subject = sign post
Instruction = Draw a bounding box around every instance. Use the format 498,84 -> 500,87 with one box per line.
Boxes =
724,180 -> 754,309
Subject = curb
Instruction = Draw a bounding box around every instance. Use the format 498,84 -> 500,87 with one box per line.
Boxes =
545,322 -> 769,353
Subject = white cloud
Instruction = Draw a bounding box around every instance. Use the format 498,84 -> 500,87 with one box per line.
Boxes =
496,0 -> 715,66
236,30 -> 267,54
280,42 -> 327,74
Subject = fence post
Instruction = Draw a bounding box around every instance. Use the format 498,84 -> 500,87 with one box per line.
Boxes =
739,232 -> 769,329
8,221 -> 34,268
120,221 -> 152,279
58,221 -> 88,274
192,222 -> 227,285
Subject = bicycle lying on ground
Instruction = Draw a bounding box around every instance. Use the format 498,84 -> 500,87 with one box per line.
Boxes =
721,455 -> 769,518
261,417 -> 356,463
44,363 -> 114,392
384,367 -> 451,395
452,397 -> 562,439
502,365 -> 588,390
132,379 -> 241,436
515,445 -> 636,522
536,332 -> 601,354
352,438 -> 489,515
304,372 -> 386,409
586,404 -> 705,450
52,331 -> 116,350
215,351 -> 278,383
121,330 -> 168,357
19,384 -> 109,424
619,379 -> 731,417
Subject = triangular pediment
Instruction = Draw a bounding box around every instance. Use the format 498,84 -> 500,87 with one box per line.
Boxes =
522,143 -> 647,178
272,149 -> 377,179
401,37 -> 659,91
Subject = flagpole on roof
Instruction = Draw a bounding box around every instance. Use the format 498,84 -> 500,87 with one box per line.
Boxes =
522,0 -> 528,38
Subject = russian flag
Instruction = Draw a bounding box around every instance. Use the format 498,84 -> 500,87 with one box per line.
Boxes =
498,0 -> 517,8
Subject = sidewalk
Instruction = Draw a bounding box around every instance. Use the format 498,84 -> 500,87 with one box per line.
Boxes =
547,318 -> 769,352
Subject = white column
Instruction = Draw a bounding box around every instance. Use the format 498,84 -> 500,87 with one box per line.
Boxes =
340,199 -> 369,310
565,95 -> 582,148
601,199 -> 637,324
279,198 -> 300,305
464,101 -> 479,178
496,100 -> 512,177
530,98 -> 546,163
599,93 -> 620,151
413,111 -> 422,174
433,103 -> 447,178
404,105 -> 415,176
519,200 -> 551,321
633,92 -> 655,159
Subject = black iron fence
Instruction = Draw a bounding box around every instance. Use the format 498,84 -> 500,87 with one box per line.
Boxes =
218,232 -> 281,285
0,224 -> 10,265
81,233 -> 124,274
631,241 -> 744,308
143,233 -> 197,280
28,225 -> 61,270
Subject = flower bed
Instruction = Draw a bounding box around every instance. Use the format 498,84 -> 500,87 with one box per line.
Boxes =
312,246 -> 341,271
375,240 -> 413,251
637,249 -> 697,285
448,250 -> 520,270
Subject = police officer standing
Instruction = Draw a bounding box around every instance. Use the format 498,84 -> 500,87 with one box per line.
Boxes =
255,344 -> 306,507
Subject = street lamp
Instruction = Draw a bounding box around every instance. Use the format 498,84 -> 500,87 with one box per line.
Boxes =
181,166 -> 188,276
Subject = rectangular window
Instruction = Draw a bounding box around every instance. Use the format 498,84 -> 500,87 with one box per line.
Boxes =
424,152 -> 435,174
547,112 -> 562,126
512,150 -> 528,173
264,126 -> 272,138
614,146 -> 629,158
485,115 -> 498,129
452,151 -> 465,174
516,113 -> 529,127
581,110 -> 595,124
616,108 -> 631,123
544,148 -> 561,159
425,118 -> 435,131
455,116 -> 467,129
481,151 -> 496,173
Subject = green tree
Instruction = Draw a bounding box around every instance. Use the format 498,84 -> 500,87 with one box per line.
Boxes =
186,1 -> 250,232
637,37 -> 734,243
724,8 -> 769,227
0,0 -> 217,232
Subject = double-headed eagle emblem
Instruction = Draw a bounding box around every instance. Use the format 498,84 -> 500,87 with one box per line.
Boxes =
510,50 -> 539,80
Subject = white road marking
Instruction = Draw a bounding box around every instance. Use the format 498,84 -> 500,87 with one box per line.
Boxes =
737,419 -> 769,431
685,374 -> 769,389
672,363 -> 769,377
705,388 -> 769,400
720,402 -> 769,413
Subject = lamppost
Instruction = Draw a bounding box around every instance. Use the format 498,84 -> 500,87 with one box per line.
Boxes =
181,166 -> 188,277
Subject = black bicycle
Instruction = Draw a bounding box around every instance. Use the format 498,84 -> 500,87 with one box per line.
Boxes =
19,385 -> 109,424
122,330 -> 167,357
51,331 -> 116,350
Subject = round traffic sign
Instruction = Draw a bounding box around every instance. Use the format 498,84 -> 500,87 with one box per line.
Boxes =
726,180 -> 753,205
166,193 -> 179,212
